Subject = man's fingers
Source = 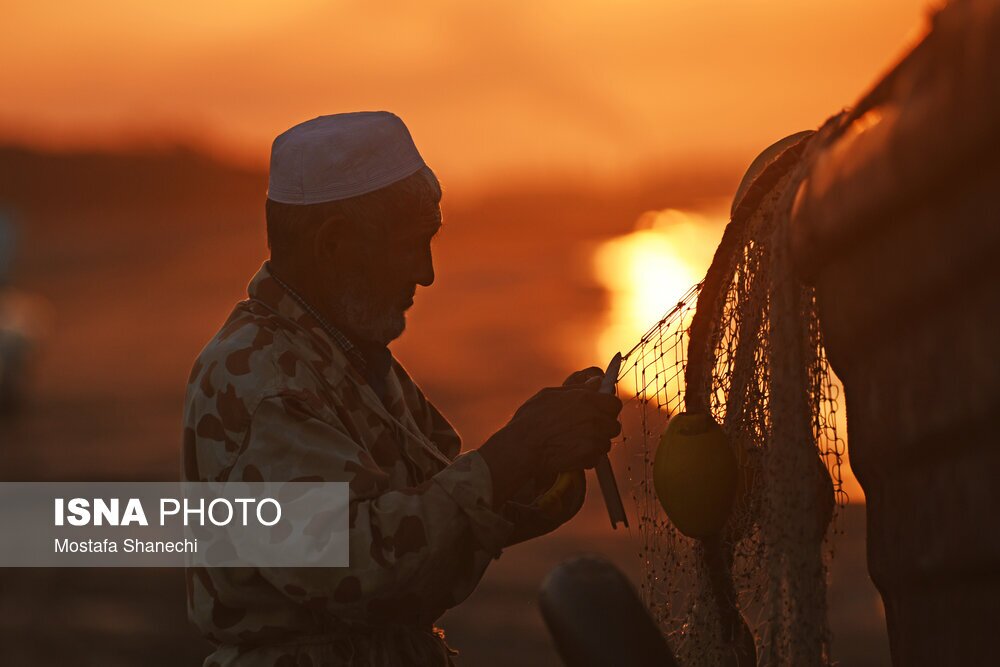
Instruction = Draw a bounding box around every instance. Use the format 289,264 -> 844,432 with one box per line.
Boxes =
583,391 -> 623,416
594,416 -> 622,439
539,391 -> 623,434
542,431 -> 611,468
580,440 -> 612,470
562,367 -> 604,387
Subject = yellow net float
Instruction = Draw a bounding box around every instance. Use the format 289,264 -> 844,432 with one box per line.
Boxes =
654,412 -> 739,539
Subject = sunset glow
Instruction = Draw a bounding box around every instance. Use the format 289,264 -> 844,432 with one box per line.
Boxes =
593,208 -> 724,361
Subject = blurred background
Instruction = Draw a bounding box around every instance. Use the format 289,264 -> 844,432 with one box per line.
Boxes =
0,1 -> 933,664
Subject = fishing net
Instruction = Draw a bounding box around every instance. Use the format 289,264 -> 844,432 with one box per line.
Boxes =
617,129 -> 846,666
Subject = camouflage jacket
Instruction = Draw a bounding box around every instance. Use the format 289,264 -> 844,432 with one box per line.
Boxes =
182,263 -> 583,666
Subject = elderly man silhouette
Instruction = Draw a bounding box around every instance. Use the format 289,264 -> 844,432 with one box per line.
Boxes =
182,112 -> 622,666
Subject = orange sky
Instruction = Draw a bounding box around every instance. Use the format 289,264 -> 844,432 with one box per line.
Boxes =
2,0 -> 929,188
2,2 -> 931,505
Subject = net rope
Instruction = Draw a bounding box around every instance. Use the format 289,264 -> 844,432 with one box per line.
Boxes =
617,128 -> 846,666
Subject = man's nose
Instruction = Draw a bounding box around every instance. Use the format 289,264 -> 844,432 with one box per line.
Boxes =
414,246 -> 435,287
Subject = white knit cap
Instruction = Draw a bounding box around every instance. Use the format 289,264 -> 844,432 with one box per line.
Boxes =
266,111 -> 427,205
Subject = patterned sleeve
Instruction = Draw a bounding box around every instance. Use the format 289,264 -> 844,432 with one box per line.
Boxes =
234,393 -> 514,616
405,383 -> 587,548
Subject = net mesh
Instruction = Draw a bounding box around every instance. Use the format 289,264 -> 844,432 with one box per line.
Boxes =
618,132 -> 846,666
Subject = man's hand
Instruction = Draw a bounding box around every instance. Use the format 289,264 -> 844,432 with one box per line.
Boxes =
479,368 -> 623,508
508,386 -> 622,472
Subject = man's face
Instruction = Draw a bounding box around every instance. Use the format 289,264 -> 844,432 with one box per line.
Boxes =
326,205 -> 441,345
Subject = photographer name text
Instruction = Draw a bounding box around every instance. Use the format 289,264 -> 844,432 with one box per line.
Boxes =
54,538 -> 198,554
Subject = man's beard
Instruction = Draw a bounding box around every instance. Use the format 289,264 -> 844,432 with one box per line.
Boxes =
328,272 -> 406,345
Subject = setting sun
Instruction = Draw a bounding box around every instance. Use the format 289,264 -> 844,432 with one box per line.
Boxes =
593,208 -> 725,360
